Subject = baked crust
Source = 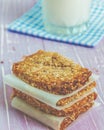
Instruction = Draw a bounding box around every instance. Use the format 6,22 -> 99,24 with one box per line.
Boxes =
12,89 -> 97,117
12,50 -> 92,95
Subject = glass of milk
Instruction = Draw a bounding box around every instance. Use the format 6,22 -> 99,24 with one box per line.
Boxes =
42,0 -> 92,35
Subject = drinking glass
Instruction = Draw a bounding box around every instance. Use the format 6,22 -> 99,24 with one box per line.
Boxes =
42,0 -> 92,35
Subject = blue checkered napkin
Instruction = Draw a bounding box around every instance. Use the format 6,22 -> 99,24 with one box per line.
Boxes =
8,0 -> 104,47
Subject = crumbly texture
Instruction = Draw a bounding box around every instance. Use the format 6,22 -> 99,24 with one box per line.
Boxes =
12,50 -> 92,95
12,89 -> 97,117
60,102 -> 93,130
57,82 -> 96,106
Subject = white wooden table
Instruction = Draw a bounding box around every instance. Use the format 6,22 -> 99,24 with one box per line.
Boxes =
0,0 -> 104,130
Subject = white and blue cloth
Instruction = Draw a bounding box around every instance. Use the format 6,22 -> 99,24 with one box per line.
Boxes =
8,0 -> 104,47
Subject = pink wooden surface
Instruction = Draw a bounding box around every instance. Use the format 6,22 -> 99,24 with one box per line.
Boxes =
0,0 -> 104,130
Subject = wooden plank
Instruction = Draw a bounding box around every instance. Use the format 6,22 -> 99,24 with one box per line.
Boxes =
0,0 -> 104,130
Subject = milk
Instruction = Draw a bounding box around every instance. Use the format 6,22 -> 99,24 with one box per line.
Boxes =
42,0 -> 92,35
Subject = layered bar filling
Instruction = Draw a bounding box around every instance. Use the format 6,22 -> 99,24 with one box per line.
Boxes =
12,89 -> 97,116
4,74 -> 98,108
12,97 -> 94,130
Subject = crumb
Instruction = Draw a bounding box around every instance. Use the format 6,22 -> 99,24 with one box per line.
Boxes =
0,61 -> 4,64
12,47 -> 16,51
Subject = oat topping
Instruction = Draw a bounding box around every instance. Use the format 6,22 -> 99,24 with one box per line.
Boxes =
12,50 -> 92,95
12,88 -> 97,117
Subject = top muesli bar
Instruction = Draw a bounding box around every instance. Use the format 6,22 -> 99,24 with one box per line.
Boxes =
12,50 -> 92,95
